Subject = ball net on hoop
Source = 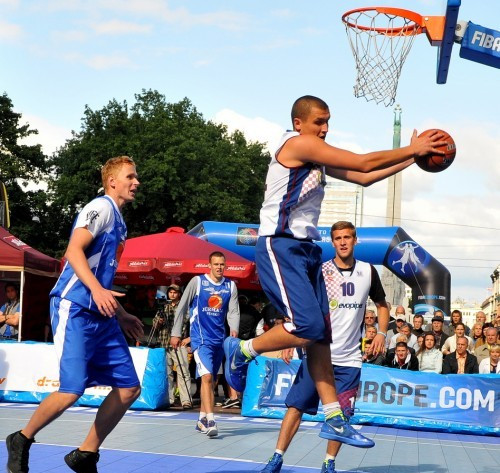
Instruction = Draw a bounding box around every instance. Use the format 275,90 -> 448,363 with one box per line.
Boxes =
342,7 -> 426,107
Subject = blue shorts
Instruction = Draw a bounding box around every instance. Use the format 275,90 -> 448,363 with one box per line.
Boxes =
256,236 -> 330,341
285,359 -> 360,417
194,344 -> 224,379
50,297 -> 140,395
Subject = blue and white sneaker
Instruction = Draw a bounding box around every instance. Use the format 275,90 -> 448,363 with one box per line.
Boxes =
206,420 -> 218,438
224,337 -> 253,392
260,452 -> 283,472
196,417 -> 209,433
319,413 -> 375,448
320,459 -> 337,473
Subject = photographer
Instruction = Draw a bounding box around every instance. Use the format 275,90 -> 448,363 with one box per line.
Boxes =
152,284 -> 192,409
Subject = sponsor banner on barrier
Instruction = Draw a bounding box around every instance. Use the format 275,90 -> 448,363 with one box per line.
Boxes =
0,341 -> 148,396
242,357 -> 500,435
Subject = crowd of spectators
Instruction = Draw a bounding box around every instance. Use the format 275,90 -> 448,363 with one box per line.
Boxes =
362,308 -> 500,374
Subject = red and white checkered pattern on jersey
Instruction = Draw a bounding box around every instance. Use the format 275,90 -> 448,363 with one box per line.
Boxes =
322,259 -> 343,301
292,165 -> 325,208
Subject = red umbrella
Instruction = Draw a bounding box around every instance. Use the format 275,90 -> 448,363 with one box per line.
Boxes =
114,227 -> 257,286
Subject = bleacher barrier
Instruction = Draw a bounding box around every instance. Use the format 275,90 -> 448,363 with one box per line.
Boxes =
0,341 -> 168,410
242,356 -> 499,436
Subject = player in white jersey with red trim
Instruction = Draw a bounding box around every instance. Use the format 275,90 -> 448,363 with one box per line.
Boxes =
6,157 -> 143,473
225,95 -> 445,446
261,221 -> 389,473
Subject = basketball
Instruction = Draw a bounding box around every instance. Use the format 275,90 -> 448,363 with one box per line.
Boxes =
416,129 -> 456,173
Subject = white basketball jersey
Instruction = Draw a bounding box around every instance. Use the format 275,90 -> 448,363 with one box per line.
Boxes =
259,131 -> 326,240
322,259 -> 373,368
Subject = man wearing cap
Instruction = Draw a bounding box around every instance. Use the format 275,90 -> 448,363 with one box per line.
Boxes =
152,284 -> 192,409
430,312 -> 449,350
386,307 -> 408,345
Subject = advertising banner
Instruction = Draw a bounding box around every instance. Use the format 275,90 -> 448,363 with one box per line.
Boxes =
242,357 -> 500,435
0,341 -> 168,410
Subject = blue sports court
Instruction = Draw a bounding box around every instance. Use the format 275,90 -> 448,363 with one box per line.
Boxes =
0,403 -> 498,472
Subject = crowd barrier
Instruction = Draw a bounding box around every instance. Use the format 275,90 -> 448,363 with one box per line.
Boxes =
242,356 -> 500,436
0,341 -> 168,410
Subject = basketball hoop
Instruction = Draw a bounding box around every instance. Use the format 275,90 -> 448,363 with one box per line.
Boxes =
342,7 -> 445,107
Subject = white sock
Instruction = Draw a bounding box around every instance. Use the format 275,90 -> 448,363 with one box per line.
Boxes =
199,411 -> 206,420
323,402 -> 341,418
275,449 -> 285,456
325,454 -> 335,461
242,339 -> 259,358
207,413 -> 215,421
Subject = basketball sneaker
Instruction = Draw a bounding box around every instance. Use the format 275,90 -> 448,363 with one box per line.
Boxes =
319,413 -> 375,448
320,459 -> 337,473
64,449 -> 100,473
206,420 -> 218,438
196,417 -> 209,434
260,452 -> 283,472
6,431 -> 34,473
224,337 -> 253,392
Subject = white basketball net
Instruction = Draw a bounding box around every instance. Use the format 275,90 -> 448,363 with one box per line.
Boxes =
343,9 -> 421,107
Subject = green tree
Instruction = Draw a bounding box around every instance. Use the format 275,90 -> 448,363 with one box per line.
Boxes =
0,93 -> 55,251
49,90 -> 270,244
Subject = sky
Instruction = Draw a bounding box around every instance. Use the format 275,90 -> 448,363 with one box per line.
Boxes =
1,0 -> 499,305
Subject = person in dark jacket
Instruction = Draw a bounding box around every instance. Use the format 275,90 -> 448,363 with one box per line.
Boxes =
384,341 -> 419,371
442,336 -> 479,374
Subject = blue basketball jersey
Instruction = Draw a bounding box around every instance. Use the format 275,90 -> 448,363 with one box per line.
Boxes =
50,195 -> 127,313
189,274 -> 235,350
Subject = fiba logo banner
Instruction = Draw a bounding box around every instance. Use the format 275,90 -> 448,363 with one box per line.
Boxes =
236,227 -> 258,246
388,240 -> 430,276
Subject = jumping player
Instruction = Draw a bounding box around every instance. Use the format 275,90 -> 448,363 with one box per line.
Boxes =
6,156 -> 143,473
224,95 -> 445,445
260,221 -> 389,473
171,251 -> 240,438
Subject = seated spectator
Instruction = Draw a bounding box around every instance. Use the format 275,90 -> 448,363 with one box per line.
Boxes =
441,323 -> 474,355
442,337 -> 479,374
429,314 -> 449,350
412,314 -> 425,337
386,308 -> 407,340
478,344 -> 500,374
471,322 -> 486,348
494,307 -> 500,329
416,332 -> 443,373
475,327 -> 499,364
362,339 -> 384,366
362,325 -> 377,352
385,341 -> 419,371
389,323 -> 418,351
447,309 -> 470,336
362,310 -> 377,336
416,334 -> 425,350
0,283 -> 20,339
386,334 -> 415,356
475,311 -> 487,326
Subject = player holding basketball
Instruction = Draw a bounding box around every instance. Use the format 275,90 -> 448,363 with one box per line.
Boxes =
6,156 -> 143,473
261,221 -> 389,473
170,251 -> 240,438
225,95 -> 445,446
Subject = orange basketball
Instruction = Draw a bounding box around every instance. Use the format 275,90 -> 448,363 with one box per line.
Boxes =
416,129 -> 456,173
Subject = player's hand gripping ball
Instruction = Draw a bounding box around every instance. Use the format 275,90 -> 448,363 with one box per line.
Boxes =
416,129 -> 456,173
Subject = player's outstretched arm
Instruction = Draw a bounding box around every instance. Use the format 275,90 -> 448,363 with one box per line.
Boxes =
281,130 -> 446,171
326,159 -> 415,186
64,227 -> 124,317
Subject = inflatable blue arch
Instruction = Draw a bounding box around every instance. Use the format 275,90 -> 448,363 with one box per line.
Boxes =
188,221 -> 451,317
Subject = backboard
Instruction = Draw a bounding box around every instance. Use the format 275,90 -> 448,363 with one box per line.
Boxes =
436,0 -> 462,84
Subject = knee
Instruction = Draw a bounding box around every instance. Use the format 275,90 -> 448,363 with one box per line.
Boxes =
118,385 -> 141,403
201,374 -> 213,385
